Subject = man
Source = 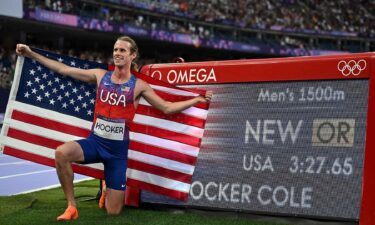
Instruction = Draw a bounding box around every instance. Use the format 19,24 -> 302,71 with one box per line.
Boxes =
16,36 -> 212,220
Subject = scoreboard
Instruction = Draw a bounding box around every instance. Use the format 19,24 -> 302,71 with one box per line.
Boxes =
139,53 -> 375,224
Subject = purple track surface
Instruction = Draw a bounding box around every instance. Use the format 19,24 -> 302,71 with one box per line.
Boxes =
0,153 -> 91,196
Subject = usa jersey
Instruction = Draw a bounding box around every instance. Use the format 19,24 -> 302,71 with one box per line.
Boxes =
91,71 -> 137,141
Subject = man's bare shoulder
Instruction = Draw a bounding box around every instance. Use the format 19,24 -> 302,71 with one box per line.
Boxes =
134,78 -> 152,98
135,78 -> 150,89
94,68 -> 108,77
91,69 -> 107,85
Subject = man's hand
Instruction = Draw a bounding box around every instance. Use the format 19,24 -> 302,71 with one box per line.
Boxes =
16,44 -> 32,57
198,90 -> 213,103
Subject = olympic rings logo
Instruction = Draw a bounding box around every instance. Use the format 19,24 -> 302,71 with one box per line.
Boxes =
337,60 -> 366,76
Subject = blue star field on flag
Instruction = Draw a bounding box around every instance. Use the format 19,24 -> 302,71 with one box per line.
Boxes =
15,48 -> 107,121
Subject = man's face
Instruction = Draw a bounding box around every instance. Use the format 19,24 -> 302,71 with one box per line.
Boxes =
113,40 -> 136,67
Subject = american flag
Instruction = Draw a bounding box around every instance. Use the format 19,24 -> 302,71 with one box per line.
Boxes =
0,48 -> 210,201
127,71 -> 209,201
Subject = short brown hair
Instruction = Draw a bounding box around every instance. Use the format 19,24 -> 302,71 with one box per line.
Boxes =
117,36 -> 139,71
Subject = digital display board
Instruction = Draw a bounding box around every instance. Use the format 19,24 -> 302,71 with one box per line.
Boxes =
138,53 -> 375,224
141,79 -> 368,220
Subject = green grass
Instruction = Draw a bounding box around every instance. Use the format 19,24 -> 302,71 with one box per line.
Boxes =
0,180 -> 291,225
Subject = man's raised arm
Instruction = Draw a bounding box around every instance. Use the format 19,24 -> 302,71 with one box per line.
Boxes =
16,44 -> 105,84
137,79 -> 212,115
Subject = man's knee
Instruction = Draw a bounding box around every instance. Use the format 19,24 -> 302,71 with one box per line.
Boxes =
106,206 -> 122,216
55,142 -> 84,163
55,145 -> 67,163
105,189 -> 124,216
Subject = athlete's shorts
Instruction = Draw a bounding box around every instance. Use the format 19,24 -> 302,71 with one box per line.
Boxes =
76,133 -> 129,191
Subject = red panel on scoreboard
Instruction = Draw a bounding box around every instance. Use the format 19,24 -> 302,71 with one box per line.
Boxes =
141,52 -> 373,84
359,56 -> 375,225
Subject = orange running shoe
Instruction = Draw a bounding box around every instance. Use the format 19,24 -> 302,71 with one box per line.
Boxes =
56,205 -> 79,221
99,180 -> 106,209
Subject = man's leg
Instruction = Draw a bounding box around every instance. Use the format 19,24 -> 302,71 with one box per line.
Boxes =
101,154 -> 127,215
55,141 -> 85,220
105,188 -> 125,215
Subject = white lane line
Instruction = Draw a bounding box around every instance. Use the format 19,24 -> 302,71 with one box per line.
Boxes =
0,169 -> 55,179
0,162 -> 31,166
12,177 -> 94,196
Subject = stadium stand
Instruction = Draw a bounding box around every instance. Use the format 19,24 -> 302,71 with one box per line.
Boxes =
0,0 -> 374,91
24,0 -> 374,51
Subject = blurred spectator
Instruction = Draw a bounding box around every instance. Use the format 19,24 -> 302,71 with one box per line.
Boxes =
0,47 -> 15,89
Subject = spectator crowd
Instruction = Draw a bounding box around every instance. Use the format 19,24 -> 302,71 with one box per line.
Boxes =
2,0 -> 373,90
106,0 -> 375,38
173,0 -> 374,38
26,0 -> 375,39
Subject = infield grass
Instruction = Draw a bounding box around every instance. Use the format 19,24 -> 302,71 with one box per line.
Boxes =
0,180 -> 292,225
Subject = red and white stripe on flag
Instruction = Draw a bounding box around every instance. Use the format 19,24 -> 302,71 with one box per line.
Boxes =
127,72 -> 210,201
1,101 -> 105,178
